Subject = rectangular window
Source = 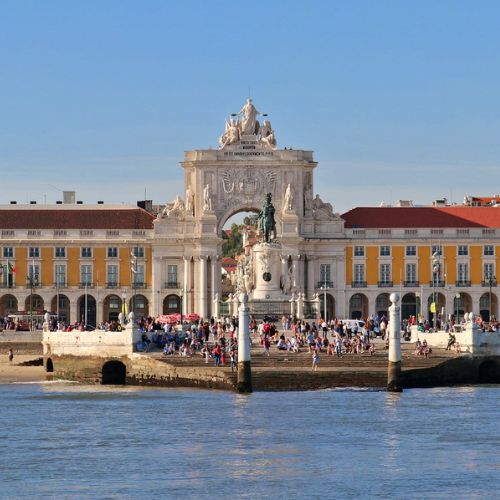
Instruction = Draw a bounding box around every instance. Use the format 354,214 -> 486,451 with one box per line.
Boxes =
167,265 -> 178,285
3,247 -> 14,258
28,264 -> 40,286
484,245 -> 494,256
29,247 -> 40,258
380,246 -> 390,257
458,263 -> 469,282
458,245 -> 468,256
107,247 -> 118,258
80,265 -> 92,285
55,264 -> 66,286
2,264 -> 14,288
406,245 -> 417,256
133,264 -> 145,286
55,247 -> 66,258
354,264 -> 365,282
380,263 -> 391,282
484,263 -> 495,280
406,263 -> 417,282
81,247 -> 92,258
354,246 -> 364,257
107,265 -> 119,286
319,264 -> 331,284
132,246 -> 145,258
431,245 -> 442,256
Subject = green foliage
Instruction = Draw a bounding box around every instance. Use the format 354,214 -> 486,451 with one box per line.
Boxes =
221,218 -> 258,258
222,223 -> 243,258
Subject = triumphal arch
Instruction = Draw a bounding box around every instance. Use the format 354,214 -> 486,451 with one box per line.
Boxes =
152,99 -> 346,319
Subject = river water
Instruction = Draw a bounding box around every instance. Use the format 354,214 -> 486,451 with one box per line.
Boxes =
0,383 -> 498,499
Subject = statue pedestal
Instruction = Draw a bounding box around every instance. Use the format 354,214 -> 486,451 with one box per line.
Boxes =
252,242 -> 282,300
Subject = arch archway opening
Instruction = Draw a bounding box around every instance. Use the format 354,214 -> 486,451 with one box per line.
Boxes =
427,292 -> 446,324
479,293 -> 498,323
103,294 -> 122,322
0,294 -> 18,316
77,295 -> 96,328
50,294 -> 70,322
401,293 -> 417,322
319,293 -> 335,321
349,293 -> 368,319
102,360 -> 126,385
376,293 -> 390,318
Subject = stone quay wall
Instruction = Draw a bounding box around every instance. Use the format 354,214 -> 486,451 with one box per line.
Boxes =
411,325 -> 500,355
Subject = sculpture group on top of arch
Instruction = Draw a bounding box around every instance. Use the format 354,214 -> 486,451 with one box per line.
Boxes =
219,98 -> 277,149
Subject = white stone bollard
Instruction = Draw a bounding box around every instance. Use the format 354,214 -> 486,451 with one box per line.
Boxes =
387,292 -> 403,392
237,292 -> 252,393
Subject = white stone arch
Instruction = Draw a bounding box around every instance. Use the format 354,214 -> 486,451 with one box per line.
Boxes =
216,203 -> 284,239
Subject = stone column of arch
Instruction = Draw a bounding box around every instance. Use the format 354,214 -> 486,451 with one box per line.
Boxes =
210,255 -> 220,318
183,256 -> 191,314
307,256 -> 316,299
198,256 -> 208,319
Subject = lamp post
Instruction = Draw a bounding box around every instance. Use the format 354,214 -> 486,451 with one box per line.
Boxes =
415,292 -> 420,323
121,292 -> 127,320
488,275 -> 496,322
432,251 -> 440,331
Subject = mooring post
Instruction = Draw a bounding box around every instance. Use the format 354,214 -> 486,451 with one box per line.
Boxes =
387,292 -> 403,392
237,292 -> 252,393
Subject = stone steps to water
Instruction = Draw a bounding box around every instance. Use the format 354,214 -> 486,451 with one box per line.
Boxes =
153,345 -> 455,371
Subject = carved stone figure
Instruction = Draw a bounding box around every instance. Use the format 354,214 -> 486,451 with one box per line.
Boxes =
260,120 -> 277,148
163,195 -> 185,218
258,193 -> 276,243
312,194 -> 335,220
283,183 -> 294,212
239,98 -> 260,136
219,119 -> 240,148
203,183 -> 213,212
185,185 -> 194,215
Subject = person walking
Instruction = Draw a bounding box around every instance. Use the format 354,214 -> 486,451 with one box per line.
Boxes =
312,350 -> 319,371
8,348 -> 13,363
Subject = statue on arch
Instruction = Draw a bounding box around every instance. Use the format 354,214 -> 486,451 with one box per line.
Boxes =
283,183 -> 294,212
219,119 -> 240,148
258,192 -> 276,243
239,98 -> 260,136
185,185 -> 194,215
203,183 -> 213,212
312,194 -> 335,220
163,195 -> 185,218
260,119 -> 277,148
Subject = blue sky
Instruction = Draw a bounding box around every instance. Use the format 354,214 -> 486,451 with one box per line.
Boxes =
1,0 -> 499,212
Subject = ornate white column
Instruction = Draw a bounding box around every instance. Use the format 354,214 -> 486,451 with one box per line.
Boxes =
291,256 -> 299,291
307,256 -> 315,299
198,256 -> 208,319
237,293 -> 252,393
388,292 -> 403,392
183,256 -> 190,314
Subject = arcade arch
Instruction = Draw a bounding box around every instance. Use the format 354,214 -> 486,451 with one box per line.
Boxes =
103,294 -> 122,322
375,293 -> 390,317
25,294 -> 44,312
401,293 -> 417,321
479,292 -> 498,322
50,294 -> 70,321
427,292 -> 446,323
349,293 -> 368,319
130,294 -> 149,317
0,294 -> 18,315
163,294 -> 181,314
77,295 -> 96,327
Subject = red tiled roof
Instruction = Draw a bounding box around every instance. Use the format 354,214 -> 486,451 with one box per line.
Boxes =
341,207 -> 500,229
0,208 -> 155,229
